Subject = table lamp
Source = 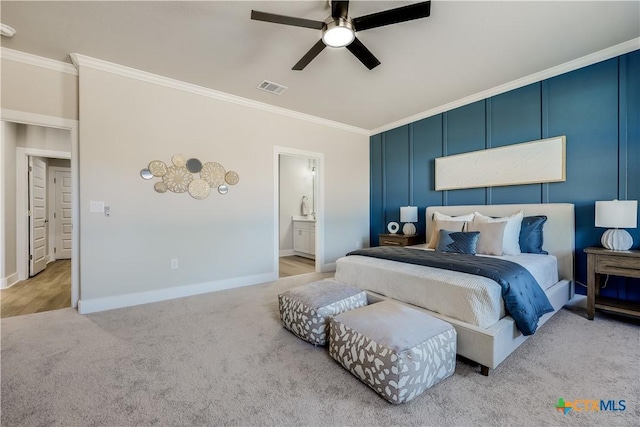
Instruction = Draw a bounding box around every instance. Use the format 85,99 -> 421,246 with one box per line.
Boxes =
595,200 -> 637,250
400,206 -> 418,236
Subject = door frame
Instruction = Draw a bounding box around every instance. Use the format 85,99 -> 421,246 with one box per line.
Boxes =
273,146 -> 325,275
48,166 -> 71,262
3,109 -> 79,308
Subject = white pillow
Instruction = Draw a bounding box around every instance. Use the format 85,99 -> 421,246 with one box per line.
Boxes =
427,212 -> 474,248
466,221 -> 507,255
473,210 -> 523,255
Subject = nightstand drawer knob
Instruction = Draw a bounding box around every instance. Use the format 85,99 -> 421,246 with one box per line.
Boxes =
383,240 -> 400,245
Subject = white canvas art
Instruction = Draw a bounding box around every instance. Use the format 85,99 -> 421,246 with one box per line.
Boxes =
435,136 -> 566,191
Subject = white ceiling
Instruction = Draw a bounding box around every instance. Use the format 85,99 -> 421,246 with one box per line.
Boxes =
1,1 -> 639,131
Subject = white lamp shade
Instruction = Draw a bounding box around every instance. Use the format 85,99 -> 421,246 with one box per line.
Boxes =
595,200 -> 637,228
400,206 -> 418,223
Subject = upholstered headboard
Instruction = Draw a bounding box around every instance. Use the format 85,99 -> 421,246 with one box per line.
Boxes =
425,204 -> 574,282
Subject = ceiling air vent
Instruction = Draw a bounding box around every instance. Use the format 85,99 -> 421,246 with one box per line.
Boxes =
257,80 -> 287,95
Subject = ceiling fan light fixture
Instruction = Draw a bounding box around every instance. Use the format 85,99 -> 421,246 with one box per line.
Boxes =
322,19 -> 355,48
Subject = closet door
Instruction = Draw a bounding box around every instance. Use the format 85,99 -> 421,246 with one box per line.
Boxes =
29,157 -> 47,276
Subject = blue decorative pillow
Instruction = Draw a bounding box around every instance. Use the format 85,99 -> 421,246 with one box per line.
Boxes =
519,216 -> 548,254
436,230 -> 480,255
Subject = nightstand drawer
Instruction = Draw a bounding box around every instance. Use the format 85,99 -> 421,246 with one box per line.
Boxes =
596,255 -> 640,278
378,234 -> 420,247
380,238 -> 403,246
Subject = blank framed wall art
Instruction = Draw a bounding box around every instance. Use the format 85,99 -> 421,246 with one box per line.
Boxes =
435,136 -> 566,191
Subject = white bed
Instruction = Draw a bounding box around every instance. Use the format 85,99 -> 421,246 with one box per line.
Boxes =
334,203 -> 575,375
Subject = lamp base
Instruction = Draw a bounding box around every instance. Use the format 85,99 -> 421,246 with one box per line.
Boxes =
601,229 -> 633,251
402,223 -> 416,236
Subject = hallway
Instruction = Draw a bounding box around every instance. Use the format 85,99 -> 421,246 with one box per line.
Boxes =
0,260 -> 71,318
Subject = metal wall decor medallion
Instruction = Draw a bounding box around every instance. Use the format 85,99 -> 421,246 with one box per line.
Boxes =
141,154 -> 239,200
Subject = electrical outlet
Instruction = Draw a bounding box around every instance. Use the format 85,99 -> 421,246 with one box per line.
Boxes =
171,259 -> 179,270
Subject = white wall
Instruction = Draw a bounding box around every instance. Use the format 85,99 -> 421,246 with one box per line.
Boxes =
18,125 -> 71,152
1,58 -> 78,120
279,155 -> 314,253
76,63 -> 369,307
49,158 -> 71,168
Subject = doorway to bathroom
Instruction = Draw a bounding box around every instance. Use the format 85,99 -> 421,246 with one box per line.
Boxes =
274,147 -> 323,278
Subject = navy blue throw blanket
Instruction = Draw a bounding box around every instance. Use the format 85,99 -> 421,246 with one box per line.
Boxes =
346,247 -> 554,335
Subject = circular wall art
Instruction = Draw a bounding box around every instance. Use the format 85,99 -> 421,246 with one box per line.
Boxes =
186,158 -> 203,173
387,221 -> 400,234
162,166 -> 193,193
200,162 -> 226,187
171,154 -> 186,167
141,155 -> 238,200
148,160 -> 168,177
140,169 -> 154,180
154,182 -> 168,193
225,171 -> 239,185
188,179 -> 210,200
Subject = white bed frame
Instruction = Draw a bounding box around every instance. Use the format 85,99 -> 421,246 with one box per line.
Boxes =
363,203 -> 575,375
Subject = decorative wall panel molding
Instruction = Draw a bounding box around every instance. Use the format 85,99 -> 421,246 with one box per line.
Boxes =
435,136 -> 566,191
140,155 -> 239,199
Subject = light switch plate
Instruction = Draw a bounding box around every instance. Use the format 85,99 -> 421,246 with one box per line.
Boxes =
90,201 -> 105,213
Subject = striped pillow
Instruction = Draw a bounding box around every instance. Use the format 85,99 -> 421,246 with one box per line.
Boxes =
435,230 -> 480,255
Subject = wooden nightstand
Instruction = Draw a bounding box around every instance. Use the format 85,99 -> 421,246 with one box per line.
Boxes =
378,233 -> 421,247
584,247 -> 640,320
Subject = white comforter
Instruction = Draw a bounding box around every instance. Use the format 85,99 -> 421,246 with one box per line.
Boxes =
334,250 -> 558,329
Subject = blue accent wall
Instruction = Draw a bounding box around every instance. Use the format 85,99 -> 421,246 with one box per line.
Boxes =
370,50 -> 640,302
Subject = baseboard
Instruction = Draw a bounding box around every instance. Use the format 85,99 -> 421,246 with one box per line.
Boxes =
77,271 -> 278,314
293,251 -> 315,260
1,272 -> 20,289
279,249 -> 295,257
321,262 -> 336,273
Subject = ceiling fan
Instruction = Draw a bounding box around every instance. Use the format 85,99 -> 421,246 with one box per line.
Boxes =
251,1 -> 431,71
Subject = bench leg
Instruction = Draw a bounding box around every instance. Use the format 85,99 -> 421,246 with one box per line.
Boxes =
480,365 -> 490,376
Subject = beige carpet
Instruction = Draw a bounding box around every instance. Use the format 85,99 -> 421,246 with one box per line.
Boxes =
1,272 -> 639,426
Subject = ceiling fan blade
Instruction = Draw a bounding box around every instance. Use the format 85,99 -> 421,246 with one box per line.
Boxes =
352,1 -> 431,32
293,40 -> 327,70
331,1 -> 349,19
346,37 -> 381,70
251,10 -> 324,30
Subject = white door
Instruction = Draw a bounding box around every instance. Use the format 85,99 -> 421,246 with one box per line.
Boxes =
29,157 -> 47,276
55,169 -> 72,259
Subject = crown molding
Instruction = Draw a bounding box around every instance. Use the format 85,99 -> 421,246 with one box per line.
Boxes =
0,48 -> 78,75
69,53 -> 369,136
370,37 -> 640,135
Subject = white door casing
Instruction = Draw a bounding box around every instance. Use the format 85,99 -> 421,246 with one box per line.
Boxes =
273,146 -> 325,274
54,169 -> 72,259
29,157 -> 47,276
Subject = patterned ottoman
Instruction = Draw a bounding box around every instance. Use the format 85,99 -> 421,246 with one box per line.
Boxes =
278,279 -> 367,346
329,300 -> 456,404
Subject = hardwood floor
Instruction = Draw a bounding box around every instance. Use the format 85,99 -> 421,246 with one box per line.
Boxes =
1,257 -> 308,316
0,260 -> 71,318
279,256 -> 315,278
